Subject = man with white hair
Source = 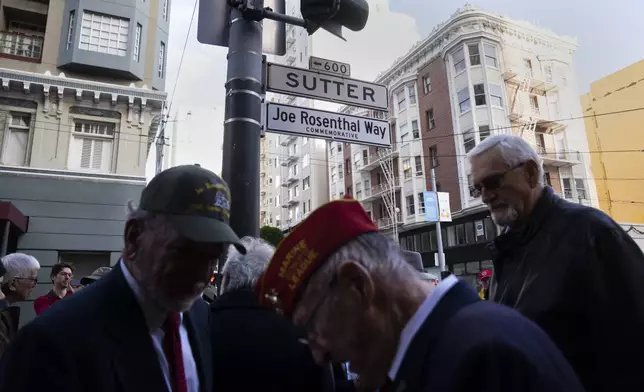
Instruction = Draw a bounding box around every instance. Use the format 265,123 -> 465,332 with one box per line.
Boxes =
0,253 -> 40,356
255,196 -> 585,392
468,134 -> 644,392
211,237 -> 332,392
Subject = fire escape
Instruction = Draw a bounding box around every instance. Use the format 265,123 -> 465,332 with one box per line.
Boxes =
378,111 -> 400,243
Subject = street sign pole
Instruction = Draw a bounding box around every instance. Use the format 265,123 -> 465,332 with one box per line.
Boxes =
430,167 -> 448,279
221,2 -> 264,261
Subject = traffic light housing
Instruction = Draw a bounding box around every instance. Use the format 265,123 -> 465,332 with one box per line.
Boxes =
301,0 -> 369,34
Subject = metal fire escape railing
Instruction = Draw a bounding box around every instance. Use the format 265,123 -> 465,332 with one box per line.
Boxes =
377,147 -> 399,243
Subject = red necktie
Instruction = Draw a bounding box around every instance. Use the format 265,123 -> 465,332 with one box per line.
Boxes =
163,313 -> 188,392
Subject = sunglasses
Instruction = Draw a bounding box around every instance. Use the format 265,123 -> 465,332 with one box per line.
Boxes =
471,163 -> 525,197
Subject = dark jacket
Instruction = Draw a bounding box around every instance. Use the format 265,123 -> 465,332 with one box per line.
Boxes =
386,279 -> 584,392
0,305 -> 19,358
210,289 -> 332,392
489,187 -> 644,392
0,263 -> 213,392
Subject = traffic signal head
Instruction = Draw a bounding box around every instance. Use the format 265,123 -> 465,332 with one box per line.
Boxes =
301,0 -> 369,33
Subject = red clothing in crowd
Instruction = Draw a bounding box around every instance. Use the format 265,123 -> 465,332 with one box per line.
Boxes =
34,290 -> 73,316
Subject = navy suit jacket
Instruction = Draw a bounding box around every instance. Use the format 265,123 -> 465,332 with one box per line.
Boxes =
0,263 -> 213,392
388,280 -> 585,392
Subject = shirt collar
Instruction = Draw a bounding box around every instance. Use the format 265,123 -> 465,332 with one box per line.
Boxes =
387,274 -> 459,381
120,261 -> 180,331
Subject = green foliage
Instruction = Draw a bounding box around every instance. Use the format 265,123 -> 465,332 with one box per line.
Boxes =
260,225 -> 284,247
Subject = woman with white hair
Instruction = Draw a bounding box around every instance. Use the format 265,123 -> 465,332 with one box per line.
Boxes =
0,253 -> 40,357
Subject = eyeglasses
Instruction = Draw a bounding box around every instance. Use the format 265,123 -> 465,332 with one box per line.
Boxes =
15,277 -> 38,287
471,163 -> 525,197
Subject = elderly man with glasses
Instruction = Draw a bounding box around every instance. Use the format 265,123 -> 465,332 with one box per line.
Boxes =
0,253 -> 40,356
468,135 -> 644,392
255,195 -> 584,392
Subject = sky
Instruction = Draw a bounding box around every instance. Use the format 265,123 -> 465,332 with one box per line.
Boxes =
146,0 -> 644,178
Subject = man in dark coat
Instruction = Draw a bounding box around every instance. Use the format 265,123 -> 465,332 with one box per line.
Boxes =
254,196 -> 585,392
0,165 -> 246,392
469,135 -> 644,392
211,236 -> 332,392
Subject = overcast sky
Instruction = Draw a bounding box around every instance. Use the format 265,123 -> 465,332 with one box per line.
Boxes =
147,0 -> 644,177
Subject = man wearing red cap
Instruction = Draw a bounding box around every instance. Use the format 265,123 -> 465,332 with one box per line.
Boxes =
256,195 -> 585,392
477,269 -> 492,300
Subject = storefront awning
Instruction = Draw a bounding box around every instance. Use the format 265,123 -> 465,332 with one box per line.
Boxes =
0,201 -> 28,233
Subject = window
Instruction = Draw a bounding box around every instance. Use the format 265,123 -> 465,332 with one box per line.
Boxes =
133,23 -> 142,62
364,179 -> 371,196
338,164 -> 344,179
346,186 -> 352,196
562,178 -> 573,199
294,185 -> 299,197
290,163 -> 298,177
158,42 -> 166,78
468,43 -> 481,66
418,193 -> 426,214
483,44 -> 497,67
545,65 -> 553,83
468,174 -> 480,198
356,189 -> 362,200
79,12 -> 129,56
396,90 -> 406,111
524,58 -> 533,76
453,48 -> 466,73
457,88 -> 471,113
345,159 -> 351,175
162,0 -> 169,20
337,143 -> 342,152
411,120 -> 420,139
362,150 -> 368,165
68,121 -> 115,172
331,167 -> 337,183
406,195 -> 415,215
403,159 -> 412,179
429,145 -> 439,168
422,74 -> 431,94
489,84 -> 503,107
302,153 -> 310,167
530,95 -> 539,112
463,129 -> 475,153
353,152 -> 361,167
1,113 -> 31,166
407,85 -> 416,105
66,11 -> 76,51
414,156 -> 422,175
303,176 -> 310,190
427,108 -> 435,130
479,125 -> 491,141
473,84 -> 486,106
399,122 -> 409,142
575,179 -> 587,200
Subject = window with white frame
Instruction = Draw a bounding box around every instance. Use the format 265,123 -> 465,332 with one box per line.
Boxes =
331,166 -> 337,183
489,84 -> 503,107
463,128 -> 476,153
417,193 -> 425,214
429,145 -> 439,168
364,179 -> 371,196
407,85 -> 416,105
356,182 -> 362,200
544,64 -> 553,83
403,159 -> 412,179
399,122 -> 409,142
303,176 -> 310,190
406,195 -> 415,215
483,44 -> 498,67
290,163 -> 298,177
457,88 -> 471,113
396,90 -> 406,111
79,12 -> 129,56
289,143 -> 297,155
294,184 -> 299,197
133,23 -> 142,62
422,74 -> 431,94
427,108 -> 435,130
575,179 -> 587,199
302,153 -> 309,167
1,113 -> 31,167
479,125 -> 491,141
468,43 -> 481,66
353,152 -> 361,167
411,120 -> 420,139
68,120 -> 115,172
414,156 -> 422,176
66,11 -> 76,51
162,0 -> 169,21
473,84 -> 486,106
158,42 -> 166,78
453,48 -> 466,73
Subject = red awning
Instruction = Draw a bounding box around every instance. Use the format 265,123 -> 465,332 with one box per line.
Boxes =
0,201 -> 28,233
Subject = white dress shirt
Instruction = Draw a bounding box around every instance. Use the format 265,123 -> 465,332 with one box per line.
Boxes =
388,274 -> 460,381
120,262 -> 200,392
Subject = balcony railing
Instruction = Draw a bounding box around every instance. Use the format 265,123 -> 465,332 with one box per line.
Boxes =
357,144 -> 400,172
536,146 -> 580,167
376,213 -> 403,230
0,32 -> 43,62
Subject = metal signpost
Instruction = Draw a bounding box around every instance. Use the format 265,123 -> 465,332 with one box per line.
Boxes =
265,102 -> 391,147
308,55 -> 351,77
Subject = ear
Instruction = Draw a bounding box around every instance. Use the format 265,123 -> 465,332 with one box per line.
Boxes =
336,261 -> 375,306
524,160 -> 541,188
123,219 -> 143,262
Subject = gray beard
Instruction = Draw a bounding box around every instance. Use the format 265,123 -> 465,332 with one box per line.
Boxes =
490,206 -> 519,227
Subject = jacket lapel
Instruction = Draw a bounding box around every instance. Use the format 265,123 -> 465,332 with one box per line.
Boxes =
102,264 -> 169,392
184,301 -> 213,392
392,281 -> 480,391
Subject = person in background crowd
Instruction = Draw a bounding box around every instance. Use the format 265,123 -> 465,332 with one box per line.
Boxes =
0,253 -> 40,357
34,263 -> 74,315
255,196 -> 585,392
211,236 -> 332,392
477,269 -> 491,300
79,267 -> 112,287
468,135 -> 644,392
0,165 -> 245,392
403,250 -> 439,287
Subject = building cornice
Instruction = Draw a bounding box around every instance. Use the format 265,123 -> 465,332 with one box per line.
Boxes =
0,165 -> 147,185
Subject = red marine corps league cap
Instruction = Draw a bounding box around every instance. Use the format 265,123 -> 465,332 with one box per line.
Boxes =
255,194 -> 378,317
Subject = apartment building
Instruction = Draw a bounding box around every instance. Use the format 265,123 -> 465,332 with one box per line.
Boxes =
0,0 -> 169,324
331,4 -> 598,286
